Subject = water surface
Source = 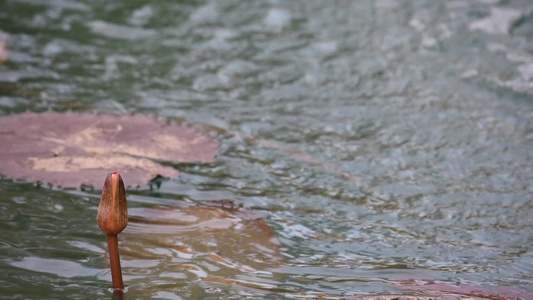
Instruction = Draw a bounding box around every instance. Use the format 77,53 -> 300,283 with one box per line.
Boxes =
0,0 -> 532,299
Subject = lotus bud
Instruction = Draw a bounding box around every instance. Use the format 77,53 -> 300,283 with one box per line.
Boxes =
97,172 -> 128,235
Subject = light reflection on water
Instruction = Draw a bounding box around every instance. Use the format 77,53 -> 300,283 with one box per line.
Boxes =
1,0 -> 533,299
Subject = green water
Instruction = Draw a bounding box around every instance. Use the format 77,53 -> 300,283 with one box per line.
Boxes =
1,0 -> 532,299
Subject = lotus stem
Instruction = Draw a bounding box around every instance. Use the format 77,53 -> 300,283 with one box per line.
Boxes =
107,234 -> 123,290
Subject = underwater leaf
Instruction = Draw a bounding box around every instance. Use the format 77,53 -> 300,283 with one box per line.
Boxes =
0,31 -> 7,64
0,111 -> 218,187
125,200 -> 281,274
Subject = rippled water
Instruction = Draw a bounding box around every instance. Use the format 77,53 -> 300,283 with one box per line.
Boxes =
1,0 -> 533,299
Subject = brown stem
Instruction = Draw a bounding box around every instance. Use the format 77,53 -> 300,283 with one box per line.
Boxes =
106,234 -> 124,290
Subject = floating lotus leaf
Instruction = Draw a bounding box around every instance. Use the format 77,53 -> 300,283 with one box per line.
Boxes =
0,111 -> 218,187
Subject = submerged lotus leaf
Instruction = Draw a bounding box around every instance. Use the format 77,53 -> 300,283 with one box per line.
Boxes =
0,111 -> 218,187
124,200 -> 282,281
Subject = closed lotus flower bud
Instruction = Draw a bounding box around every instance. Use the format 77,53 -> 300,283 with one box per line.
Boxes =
97,172 -> 128,235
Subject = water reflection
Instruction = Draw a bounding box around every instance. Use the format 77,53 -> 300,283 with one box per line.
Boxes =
10,257 -> 100,278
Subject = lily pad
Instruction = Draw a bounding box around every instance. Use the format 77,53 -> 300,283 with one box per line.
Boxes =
0,111 -> 218,187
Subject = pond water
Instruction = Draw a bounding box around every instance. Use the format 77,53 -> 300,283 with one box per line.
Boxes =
1,0 -> 532,299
